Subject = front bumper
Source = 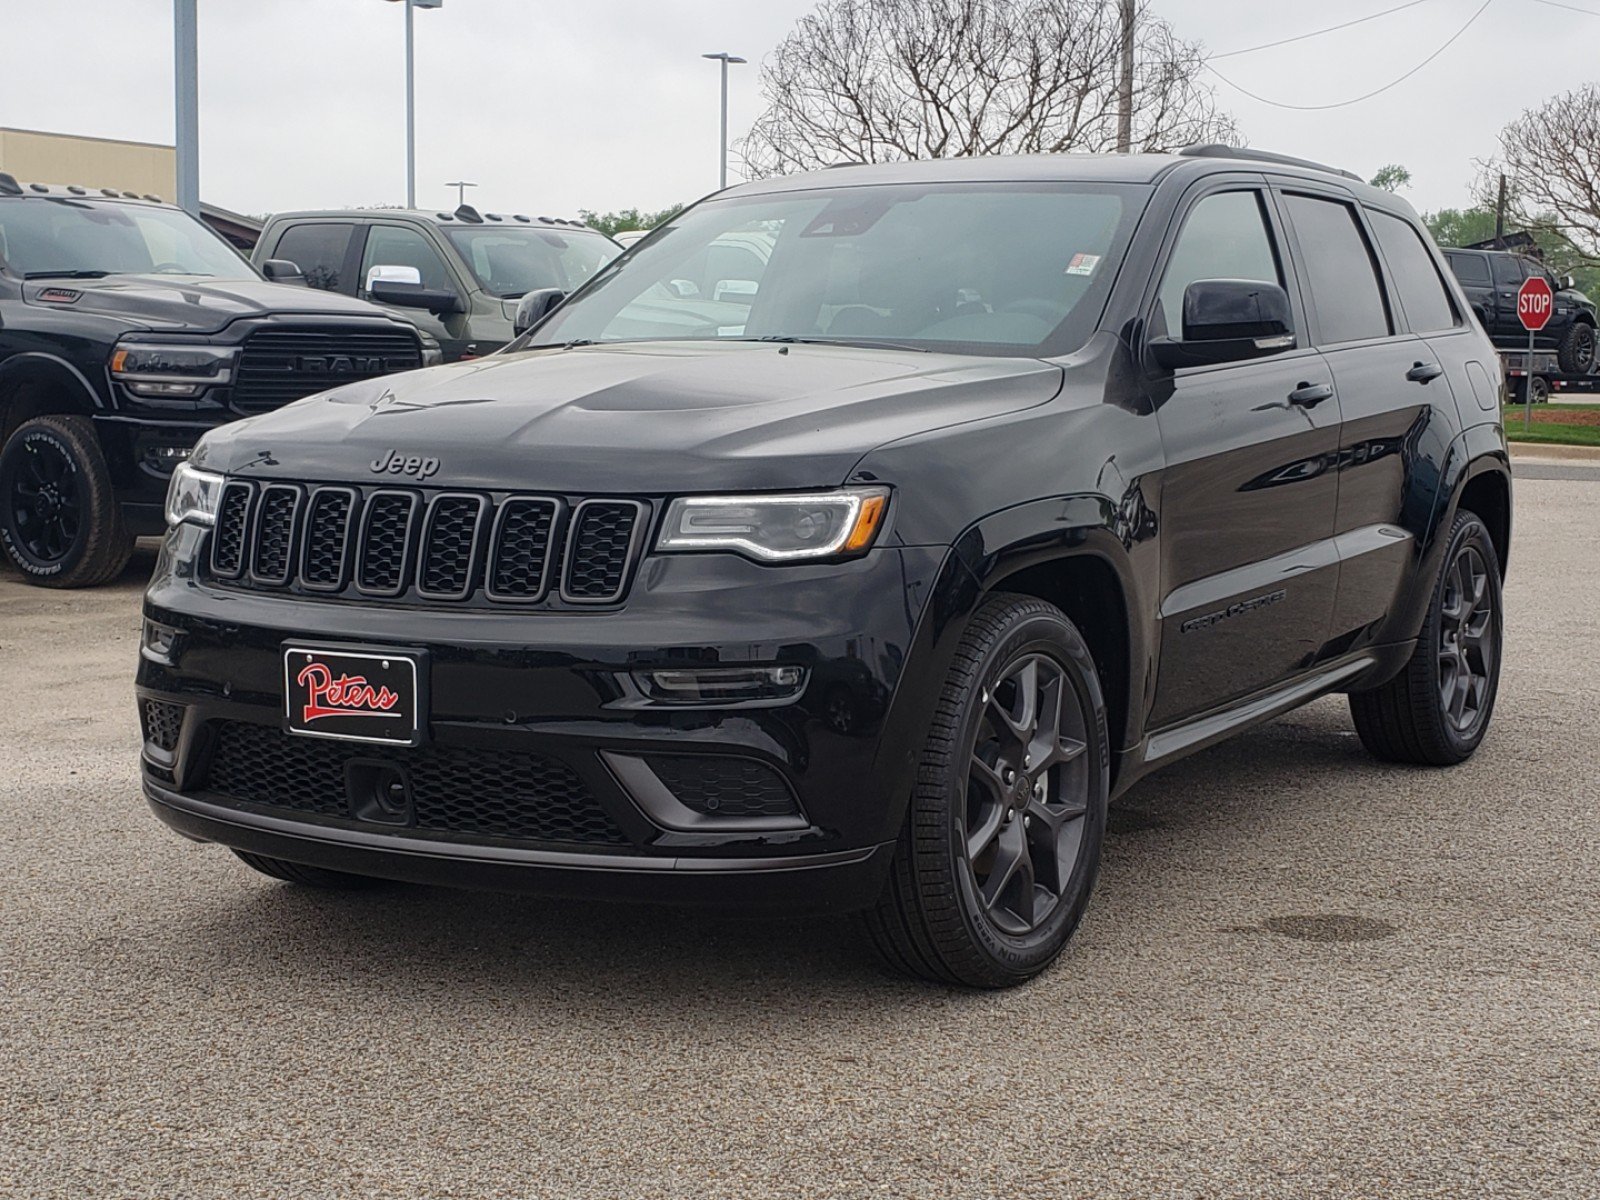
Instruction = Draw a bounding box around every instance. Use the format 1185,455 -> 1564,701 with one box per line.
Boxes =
137,529 -> 954,912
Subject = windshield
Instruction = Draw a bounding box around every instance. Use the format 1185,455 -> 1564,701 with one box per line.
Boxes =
526,182 -> 1143,356
443,225 -> 620,298
0,197 -> 256,280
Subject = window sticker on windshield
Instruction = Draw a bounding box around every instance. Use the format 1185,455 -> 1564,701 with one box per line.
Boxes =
1065,254 -> 1101,277
717,325 -> 747,337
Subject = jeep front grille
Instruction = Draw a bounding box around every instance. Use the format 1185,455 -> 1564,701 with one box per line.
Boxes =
209,482 -> 648,607
230,328 -> 423,414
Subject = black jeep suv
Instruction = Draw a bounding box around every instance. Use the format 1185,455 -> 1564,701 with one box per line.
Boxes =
0,177 -> 433,587
137,147 -> 1510,987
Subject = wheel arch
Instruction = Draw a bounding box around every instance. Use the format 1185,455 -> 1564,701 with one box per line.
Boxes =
0,354 -> 101,442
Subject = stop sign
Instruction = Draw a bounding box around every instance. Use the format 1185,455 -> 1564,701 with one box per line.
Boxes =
1518,275 -> 1555,332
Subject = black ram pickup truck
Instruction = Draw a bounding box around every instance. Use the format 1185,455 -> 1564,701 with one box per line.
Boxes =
0,176 -> 435,587
138,148 -> 1511,987
1442,247 -> 1596,375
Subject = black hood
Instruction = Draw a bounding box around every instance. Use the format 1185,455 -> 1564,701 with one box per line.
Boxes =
194,340 -> 1064,493
22,275 -> 408,335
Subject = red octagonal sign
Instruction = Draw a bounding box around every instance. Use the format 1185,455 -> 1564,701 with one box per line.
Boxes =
1518,275 -> 1555,332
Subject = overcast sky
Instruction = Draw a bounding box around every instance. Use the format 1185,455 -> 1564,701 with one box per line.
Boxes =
0,0 -> 1593,220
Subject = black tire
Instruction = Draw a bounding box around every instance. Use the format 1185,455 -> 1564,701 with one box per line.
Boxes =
1349,509 -> 1502,766
865,593 -> 1109,988
232,850 -> 387,890
0,414 -> 133,587
1529,375 -> 1551,405
1556,320 -> 1596,376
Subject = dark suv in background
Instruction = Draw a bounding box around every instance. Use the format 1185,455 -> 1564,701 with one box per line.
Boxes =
252,206 -> 621,361
1442,247 -> 1596,375
0,175 -> 432,587
139,147 -> 1510,987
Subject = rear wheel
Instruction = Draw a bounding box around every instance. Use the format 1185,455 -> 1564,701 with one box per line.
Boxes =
1529,374 -> 1551,404
232,850 -> 387,890
1349,509 -> 1502,765
0,414 -> 133,587
865,594 -> 1108,988
1556,320 -> 1596,375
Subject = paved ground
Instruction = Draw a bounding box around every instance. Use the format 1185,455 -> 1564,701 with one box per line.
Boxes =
2,475 -> 1597,1200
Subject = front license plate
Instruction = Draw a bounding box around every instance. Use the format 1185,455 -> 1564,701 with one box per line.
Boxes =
283,645 -> 424,746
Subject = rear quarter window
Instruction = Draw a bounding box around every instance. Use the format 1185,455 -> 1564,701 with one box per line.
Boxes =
1369,211 -> 1459,333
1445,252 -> 1491,286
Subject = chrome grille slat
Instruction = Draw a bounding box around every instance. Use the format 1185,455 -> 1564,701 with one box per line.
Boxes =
249,484 -> 302,585
210,481 -> 254,578
561,499 -> 645,604
300,487 -> 357,591
417,494 -> 487,600
355,490 -> 419,596
486,497 -> 561,603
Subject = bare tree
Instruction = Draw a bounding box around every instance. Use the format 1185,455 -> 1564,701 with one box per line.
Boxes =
738,0 -> 1238,178
1480,84 -> 1600,263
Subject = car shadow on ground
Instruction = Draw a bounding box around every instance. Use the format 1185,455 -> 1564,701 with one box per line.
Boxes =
146,704 -> 1383,1009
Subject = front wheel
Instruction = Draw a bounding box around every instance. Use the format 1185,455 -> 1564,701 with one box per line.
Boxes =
0,414 -> 133,587
1349,509 -> 1503,765
865,594 -> 1109,988
1556,320 -> 1596,376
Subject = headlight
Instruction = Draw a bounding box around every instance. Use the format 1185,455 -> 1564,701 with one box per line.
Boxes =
111,342 -> 236,397
418,331 -> 444,367
163,461 -> 225,527
657,487 -> 889,562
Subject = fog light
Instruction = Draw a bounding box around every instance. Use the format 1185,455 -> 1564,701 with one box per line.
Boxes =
635,665 -> 808,704
141,444 -> 194,475
141,618 -> 183,665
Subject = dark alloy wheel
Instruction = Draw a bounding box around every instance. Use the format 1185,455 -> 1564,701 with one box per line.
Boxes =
962,653 -> 1092,937
1556,320 -> 1596,376
0,414 -> 133,587
1529,374 -> 1551,405
866,593 -> 1108,988
1350,508 -> 1503,765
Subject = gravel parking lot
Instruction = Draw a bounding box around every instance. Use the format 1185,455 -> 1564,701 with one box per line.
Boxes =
2,473 -> 1596,1200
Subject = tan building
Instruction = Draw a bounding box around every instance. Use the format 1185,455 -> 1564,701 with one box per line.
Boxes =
0,127 -> 261,250
0,126 -> 176,200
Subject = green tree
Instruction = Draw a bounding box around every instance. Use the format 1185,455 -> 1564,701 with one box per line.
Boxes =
578,204 -> 685,238
1369,164 -> 1412,192
1423,206 -> 1499,248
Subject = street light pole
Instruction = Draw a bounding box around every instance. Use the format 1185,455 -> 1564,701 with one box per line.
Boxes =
701,52 -> 747,191
445,181 -> 478,208
386,0 -> 443,209
174,0 -> 199,214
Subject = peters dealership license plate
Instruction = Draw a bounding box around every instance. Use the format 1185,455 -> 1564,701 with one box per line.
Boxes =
283,645 -> 424,746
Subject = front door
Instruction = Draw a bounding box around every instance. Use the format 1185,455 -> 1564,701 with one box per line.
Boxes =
1146,184 -> 1342,729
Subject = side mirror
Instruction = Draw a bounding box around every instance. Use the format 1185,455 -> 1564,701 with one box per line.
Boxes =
513,287 -> 566,335
1150,279 -> 1296,370
1559,274 -> 1576,291
365,266 -> 462,315
260,258 -> 306,285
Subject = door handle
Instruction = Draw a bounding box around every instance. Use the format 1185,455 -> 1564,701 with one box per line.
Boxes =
1287,382 -> 1334,408
1406,361 -> 1444,384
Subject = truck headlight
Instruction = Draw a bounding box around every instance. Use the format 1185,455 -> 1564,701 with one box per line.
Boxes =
111,342 -> 237,397
163,461 -> 225,527
657,487 -> 889,562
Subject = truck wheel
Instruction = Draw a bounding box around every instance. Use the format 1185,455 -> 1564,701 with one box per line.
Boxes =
1530,375 -> 1550,404
865,594 -> 1109,988
232,850 -> 386,890
1557,321 -> 1596,375
1349,509 -> 1502,766
0,414 -> 133,587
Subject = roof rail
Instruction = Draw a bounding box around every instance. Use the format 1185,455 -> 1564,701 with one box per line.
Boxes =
1179,144 -> 1362,183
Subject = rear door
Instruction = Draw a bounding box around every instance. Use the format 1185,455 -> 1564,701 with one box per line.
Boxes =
1145,180 -> 1342,728
1444,250 -> 1495,332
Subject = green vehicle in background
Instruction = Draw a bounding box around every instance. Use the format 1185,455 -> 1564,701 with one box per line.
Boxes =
251,205 -> 621,361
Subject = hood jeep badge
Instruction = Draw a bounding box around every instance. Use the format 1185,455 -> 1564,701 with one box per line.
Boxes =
370,449 -> 440,479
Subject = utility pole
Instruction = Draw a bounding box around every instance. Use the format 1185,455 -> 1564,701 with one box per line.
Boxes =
385,0 -> 443,209
174,0 -> 199,214
1494,172 -> 1508,245
1116,0 -> 1135,154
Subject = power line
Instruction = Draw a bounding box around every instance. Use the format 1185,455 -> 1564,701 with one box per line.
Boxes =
1530,0 -> 1599,14
1209,0 -> 1439,61
1204,0 -> 1496,112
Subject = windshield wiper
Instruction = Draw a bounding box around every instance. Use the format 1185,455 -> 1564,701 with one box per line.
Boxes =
24,270 -> 117,280
747,335 -> 931,353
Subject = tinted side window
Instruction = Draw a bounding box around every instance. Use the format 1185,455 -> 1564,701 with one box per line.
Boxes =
1446,252 -> 1491,285
272,223 -> 354,292
361,225 -> 455,294
1491,254 -> 1525,287
1370,211 -> 1458,333
1157,190 -> 1282,335
1282,194 -> 1390,344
